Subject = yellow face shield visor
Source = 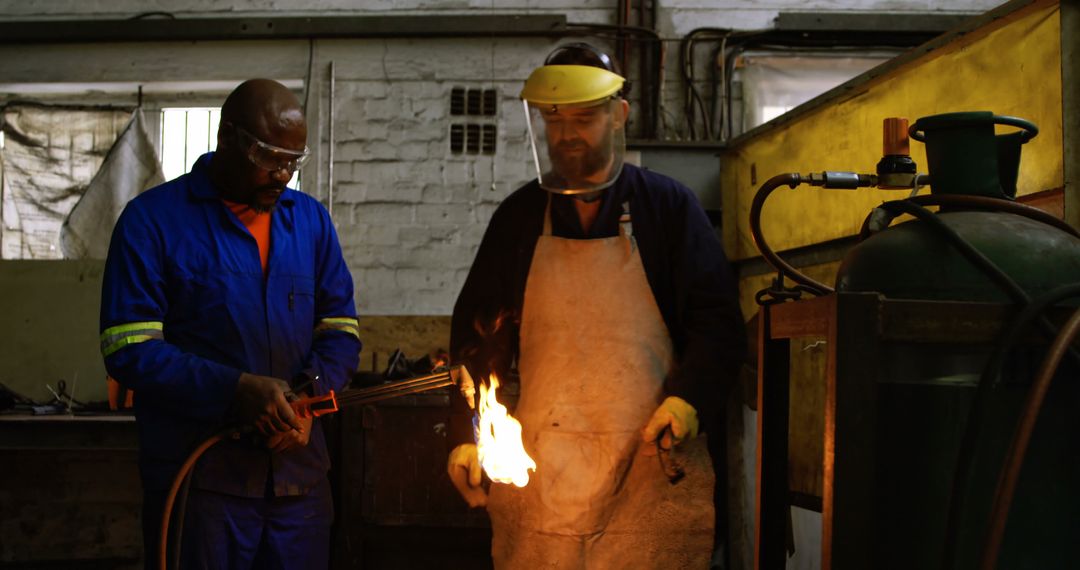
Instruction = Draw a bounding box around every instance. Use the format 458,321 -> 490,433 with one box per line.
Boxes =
520,65 -> 628,196
520,65 -> 625,107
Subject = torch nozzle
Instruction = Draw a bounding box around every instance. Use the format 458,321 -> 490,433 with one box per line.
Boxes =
451,365 -> 477,410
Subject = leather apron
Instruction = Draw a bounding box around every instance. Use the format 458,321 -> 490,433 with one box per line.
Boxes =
487,197 -> 715,569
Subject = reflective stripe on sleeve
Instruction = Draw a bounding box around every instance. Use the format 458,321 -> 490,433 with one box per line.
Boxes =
100,321 -> 164,357
314,316 -> 360,340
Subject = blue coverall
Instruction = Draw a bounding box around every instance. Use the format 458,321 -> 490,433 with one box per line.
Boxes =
100,152 -> 361,568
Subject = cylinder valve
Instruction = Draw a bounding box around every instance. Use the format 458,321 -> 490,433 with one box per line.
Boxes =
876,117 -> 918,189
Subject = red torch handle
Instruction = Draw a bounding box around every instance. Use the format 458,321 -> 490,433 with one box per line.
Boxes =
290,390 -> 339,418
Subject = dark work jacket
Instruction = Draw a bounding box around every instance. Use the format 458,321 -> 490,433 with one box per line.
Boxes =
449,164 -> 746,444
101,153 -> 361,496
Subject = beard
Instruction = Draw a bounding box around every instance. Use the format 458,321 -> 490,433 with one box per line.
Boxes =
235,183 -> 284,213
210,151 -> 284,213
250,198 -> 279,214
550,129 -> 613,184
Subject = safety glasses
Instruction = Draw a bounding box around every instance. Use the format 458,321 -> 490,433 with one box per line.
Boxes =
230,123 -> 310,173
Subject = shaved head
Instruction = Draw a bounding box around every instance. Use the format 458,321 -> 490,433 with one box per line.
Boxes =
211,79 -> 308,211
221,78 -> 305,143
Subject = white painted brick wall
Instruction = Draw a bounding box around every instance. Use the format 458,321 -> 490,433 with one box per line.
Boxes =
0,0 -> 998,313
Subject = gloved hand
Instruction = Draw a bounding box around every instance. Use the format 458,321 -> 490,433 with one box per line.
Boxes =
447,443 -> 488,508
233,372 -> 302,436
642,396 -> 699,451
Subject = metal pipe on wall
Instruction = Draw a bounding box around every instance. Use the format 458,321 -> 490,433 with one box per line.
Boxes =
0,15 -> 569,44
565,23 -> 662,139
638,0 -> 653,140
615,0 -> 628,72
327,60 -> 335,220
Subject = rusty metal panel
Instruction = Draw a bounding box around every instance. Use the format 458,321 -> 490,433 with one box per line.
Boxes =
0,419 -> 142,567
769,295 -> 835,339
362,399 -> 485,526
879,299 -> 1012,343
333,395 -> 489,528
330,395 -> 491,568
788,337 -> 826,503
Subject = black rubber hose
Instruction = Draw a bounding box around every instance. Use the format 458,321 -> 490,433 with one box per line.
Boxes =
678,31 -> 696,139
916,195 -> 1078,237
940,283 -> 1080,570
875,200 -> 1080,370
859,195 -> 1080,241
749,173 -> 834,296
873,200 -> 1079,361
980,307 -> 1080,570
680,28 -> 731,140
869,200 -> 1031,303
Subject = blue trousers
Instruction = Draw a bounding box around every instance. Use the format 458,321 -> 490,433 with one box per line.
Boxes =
143,478 -> 333,570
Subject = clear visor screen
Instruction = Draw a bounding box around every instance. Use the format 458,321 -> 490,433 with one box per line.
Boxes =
524,98 -> 626,195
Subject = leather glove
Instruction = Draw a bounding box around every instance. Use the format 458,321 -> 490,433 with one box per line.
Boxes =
447,443 -> 487,508
642,396 -> 699,451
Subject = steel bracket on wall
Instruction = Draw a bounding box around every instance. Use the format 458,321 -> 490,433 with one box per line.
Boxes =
774,12 -> 971,34
0,14 -> 567,44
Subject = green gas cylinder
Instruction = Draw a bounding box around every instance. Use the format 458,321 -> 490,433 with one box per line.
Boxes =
837,112 -> 1080,301
832,112 -> 1080,569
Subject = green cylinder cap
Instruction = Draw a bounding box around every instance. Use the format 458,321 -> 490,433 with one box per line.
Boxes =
909,112 -> 1038,198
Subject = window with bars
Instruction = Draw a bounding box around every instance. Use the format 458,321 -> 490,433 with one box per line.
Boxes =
449,87 -> 497,155
159,107 -> 300,189
450,87 -> 497,117
0,101 -> 307,260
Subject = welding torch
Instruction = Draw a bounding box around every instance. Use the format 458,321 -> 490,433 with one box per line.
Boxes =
158,364 -> 476,570
288,364 -> 476,419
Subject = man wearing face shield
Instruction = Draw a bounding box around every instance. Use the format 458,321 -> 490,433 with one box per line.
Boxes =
101,79 -> 360,568
448,44 -> 746,568
525,65 -> 628,199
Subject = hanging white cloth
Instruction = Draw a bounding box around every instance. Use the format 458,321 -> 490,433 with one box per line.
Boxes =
61,109 -> 164,259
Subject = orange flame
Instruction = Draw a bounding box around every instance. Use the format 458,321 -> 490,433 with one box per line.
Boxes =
475,375 -> 536,487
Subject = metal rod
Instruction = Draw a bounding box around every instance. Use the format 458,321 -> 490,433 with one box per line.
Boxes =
336,379 -> 454,405
337,370 -> 454,401
182,110 -> 189,176
337,378 -> 456,407
327,60 -> 335,220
